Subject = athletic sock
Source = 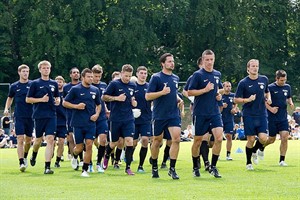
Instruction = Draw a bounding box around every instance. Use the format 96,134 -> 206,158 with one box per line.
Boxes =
170,159 -> 176,169
32,151 -> 38,159
200,141 -> 209,163
56,156 -> 61,163
125,146 -> 133,170
252,140 -> 263,153
139,147 -> 148,167
226,151 -> 231,157
45,162 -> 50,169
97,145 -> 105,164
105,145 -> 113,159
19,158 -> 24,165
246,147 -> 252,165
24,152 -> 28,159
79,151 -> 83,162
192,156 -> 200,169
82,163 -> 89,172
115,147 -> 122,162
163,145 -> 170,163
152,158 -> 158,169
211,154 -> 219,167
280,155 -> 285,162
73,152 -> 78,159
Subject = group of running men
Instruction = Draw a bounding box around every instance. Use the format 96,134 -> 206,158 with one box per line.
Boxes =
4,49 -> 294,179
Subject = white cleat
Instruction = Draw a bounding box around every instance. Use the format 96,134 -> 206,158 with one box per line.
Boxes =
24,158 -> 28,168
79,161 -> 84,167
20,164 -> 26,172
71,158 -> 79,170
226,156 -> 233,161
252,152 -> 259,165
246,164 -> 254,171
81,170 -> 90,177
97,164 -> 105,173
279,161 -> 288,166
257,149 -> 264,160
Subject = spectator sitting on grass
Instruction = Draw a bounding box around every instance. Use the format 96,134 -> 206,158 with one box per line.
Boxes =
0,128 -> 10,148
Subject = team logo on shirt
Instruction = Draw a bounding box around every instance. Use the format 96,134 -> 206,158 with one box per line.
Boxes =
92,95 -> 96,99
129,88 -> 134,96
214,76 -> 220,84
258,82 -> 265,90
49,84 -> 55,92
283,89 -> 288,96
229,97 -> 233,102
90,91 -> 96,99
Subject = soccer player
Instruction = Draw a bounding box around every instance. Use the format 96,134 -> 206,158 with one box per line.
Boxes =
220,81 -> 238,160
133,66 -> 152,173
63,68 -> 101,177
26,60 -> 60,174
263,70 -> 294,166
188,49 -> 224,178
234,59 -> 271,170
102,64 -> 137,175
54,76 -> 67,168
91,64 -> 109,173
146,53 -> 183,179
4,64 -> 33,172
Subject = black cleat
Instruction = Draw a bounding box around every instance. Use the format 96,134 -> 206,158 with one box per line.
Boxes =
152,168 -> 159,178
161,162 -> 167,169
44,168 -> 54,174
30,157 -> 36,166
168,168 -> 179,180
209,166 -> 222,178
205,161 -> 211,171
193,168 -> 200,177
113,162 -> 120,169
54,162 -> 60,168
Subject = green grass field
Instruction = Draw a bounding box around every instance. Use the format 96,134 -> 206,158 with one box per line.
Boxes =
0,140 -> 299,200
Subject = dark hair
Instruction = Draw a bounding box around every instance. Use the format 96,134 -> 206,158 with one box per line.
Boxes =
275,70 -> 287,79
121,64 -> 133,73
81,68 -> 93,77
69,67 -> 79,75
159,53 -> 173,64
197,56 -> 202,66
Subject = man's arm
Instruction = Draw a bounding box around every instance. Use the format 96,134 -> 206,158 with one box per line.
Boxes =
4,97 -> 13,115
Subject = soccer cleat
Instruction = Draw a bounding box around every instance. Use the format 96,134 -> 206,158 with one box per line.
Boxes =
226,156 -> 233,161
168,168 -> 180,180
161,162 -> 167,169
102,157 -> 109,170
71,158 -> 79,170
113,162 -> 120,169
68,154 -> 73,160
89,164 -> 94,173
44,168 -> 54,174
257,149 -> 264,160
137,166 -> 145,173
152,168 -> 159,178
30,156 -> 36,166
125,168 -> 135,175
279,161 -> 288,166
81,170 -> 90,177
96,164 -> 104,173
246,164 -> 254,170
193,168 -> 200,177
24,158 -> 28,168
79,161 -> 84,167
205,162 -> 211,171
20,164 -> 26,172
61,155 -> 64,162
209,166 -> 222,178
54,162 -> 61,168
252,152 -> 259,165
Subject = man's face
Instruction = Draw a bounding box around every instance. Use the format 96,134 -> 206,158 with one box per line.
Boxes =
70,69 -> 80,81
247,61 -> 259,76
137,70 -> 147,82
203,54 -> 215,69
82,72 -> 93,85
224,82 -> 232,93
56,80 -> 64,90
39,64 -> 51,76
121,71 -> 132,84
18,68 -> 29,80
162,56 -> 175,71
93,73 -> 102,84
276,76 -> 286,86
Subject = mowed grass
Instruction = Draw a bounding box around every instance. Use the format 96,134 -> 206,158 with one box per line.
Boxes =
0,140 -> 299,200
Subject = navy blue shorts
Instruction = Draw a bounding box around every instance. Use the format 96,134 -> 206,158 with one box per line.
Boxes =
96,119 -> 109,137
223,121 -> 234,134
15,117 -> 33,137
34,118 -> 56,138
193,114 -> 223,136
163,128 -> 171,140
109,120 -> 135,142
73,125 -> 96,144
134,123 -> 151,140
268,120 -> 289,137
243,116 -> 268,136
152,117 -> 181,137
56,125 -> 67,138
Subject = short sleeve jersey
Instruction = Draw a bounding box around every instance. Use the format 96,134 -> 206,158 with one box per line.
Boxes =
235,75 -> 269,117
135,82 -> 152,124
56,91 -> 67,126
221,92 -> 235,123
92,81 -> 107,121
8,80 -> 33,118
26,78 -> 59,119
188,68 -> 223,116
267,82 -> 292,121
63,82 -> 80,122
147,71 -> 180,120
103,79 -> 136,122
64,83 -> 101,127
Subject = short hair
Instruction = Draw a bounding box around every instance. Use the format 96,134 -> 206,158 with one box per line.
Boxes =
121,64 -> 133,73
92,64 -> 103,73
222,81 -> 231,87
197,56 -> 202,66
55,76 -> 65,82
81,68 -> 93,77
18,64 -> 29,72
159,53 -> 173,64
111,71 -> 120,79
38,60 -> 51,69
137,66 -> 147,72
275,70 -> 287,79
247,59 -> 259,68
69,67 -> 79,75
202,50 -> 215,58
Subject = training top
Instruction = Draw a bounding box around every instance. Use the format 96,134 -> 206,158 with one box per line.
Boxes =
64,83 -> 101,127
267,82 -> 292,121
147,71 -> 180,120
56,91 -> 67,126
63,82 -> 80,124
103,79 -> 136,122
8,80 -> 33,118
235,75 -> 269,117
26,78 -> 59,119
188,68 -> 223,116
221,92 -> 235,123
135,82 -> 152,124
92,82 -> 108,121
